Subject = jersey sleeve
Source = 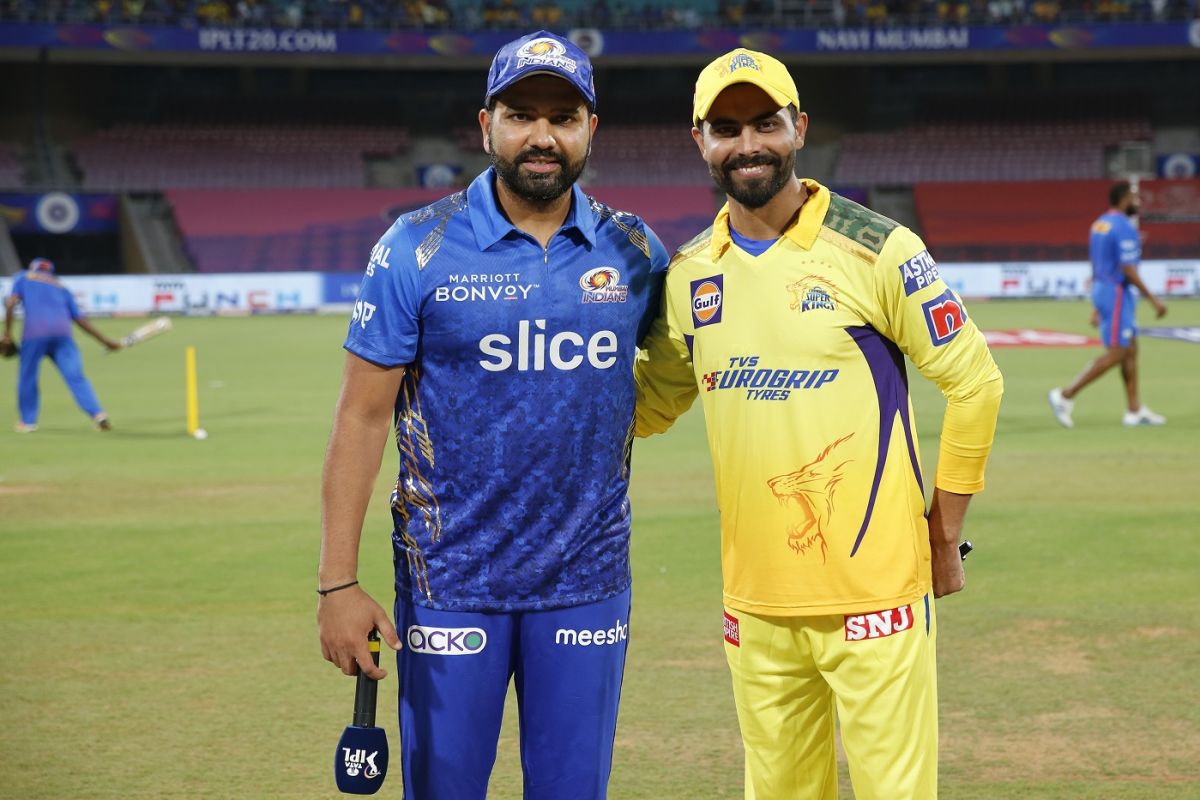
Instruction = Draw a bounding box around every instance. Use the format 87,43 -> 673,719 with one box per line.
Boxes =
635,224 -> 671,346
65,288 -> 82,320
1115,217 -> 1141,267
633,268 -> 700,437
10,273 -> 25,301
870,228 -> 1003,494
343,218 -> 421,368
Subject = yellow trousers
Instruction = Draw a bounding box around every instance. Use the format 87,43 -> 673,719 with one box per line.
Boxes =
722,597 -> 938,800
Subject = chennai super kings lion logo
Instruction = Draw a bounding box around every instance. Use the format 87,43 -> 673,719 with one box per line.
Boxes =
786,274 -> 841,313
767,434 -> 854,563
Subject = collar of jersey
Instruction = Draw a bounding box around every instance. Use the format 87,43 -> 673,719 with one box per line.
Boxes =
710,178 -> 828,262
468,166 -> 597,251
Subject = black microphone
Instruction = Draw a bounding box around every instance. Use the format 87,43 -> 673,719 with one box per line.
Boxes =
334,630 -> 389,795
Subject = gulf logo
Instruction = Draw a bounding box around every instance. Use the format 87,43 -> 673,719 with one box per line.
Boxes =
690,275 -> 724,328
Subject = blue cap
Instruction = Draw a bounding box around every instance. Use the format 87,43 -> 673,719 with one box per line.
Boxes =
29,258 -> 55,273
485,31 -> 595,111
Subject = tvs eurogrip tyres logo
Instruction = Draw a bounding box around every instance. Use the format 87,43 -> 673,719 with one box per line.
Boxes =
690,274 -> 724,328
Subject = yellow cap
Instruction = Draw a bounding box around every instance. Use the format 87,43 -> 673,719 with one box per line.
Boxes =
692,49 -> 799,125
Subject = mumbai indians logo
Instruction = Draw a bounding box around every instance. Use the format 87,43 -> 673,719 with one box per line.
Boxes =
517,38 -> 578,72
579,266 -> 628,303
728,52 -> 760,72
690,275 -> 724,327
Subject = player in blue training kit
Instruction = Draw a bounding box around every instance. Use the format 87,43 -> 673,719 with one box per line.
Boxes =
1049,181 -> 1167,428
317,31 -> 669,800
2,258 -> 120,432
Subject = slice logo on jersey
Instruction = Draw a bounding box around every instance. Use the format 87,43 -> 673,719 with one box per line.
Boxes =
690,275 -> 724,328
478,319 -> 618,372
899,250 -> 941,296
723,611 -> 740,646
351,300 -> 376,329
578,266 -> 628,304
554,618 -> 628,646
517,37 -> 578,72
407,625 -> 487,655
921,289 -> 967,346
435,272 -> 539,303
767,434 -> 854,564
701,355 -> 839,402
844,604 -> 914,641
786,275 -> 841,314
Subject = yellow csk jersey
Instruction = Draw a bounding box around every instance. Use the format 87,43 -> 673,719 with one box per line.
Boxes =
635,181 -> 1003,616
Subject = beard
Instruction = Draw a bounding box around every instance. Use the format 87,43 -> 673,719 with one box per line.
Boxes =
710,149 -> 795,209
1126,203 -> 1141,217
489,132 -> 589,206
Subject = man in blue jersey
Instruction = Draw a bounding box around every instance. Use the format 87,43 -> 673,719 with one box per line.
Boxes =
316,30 -> 669,799
2,258 -> 119,432
1049,181 -> 1167,428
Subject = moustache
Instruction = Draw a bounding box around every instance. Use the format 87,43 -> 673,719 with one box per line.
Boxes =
723,154 -> 781,175
518,148 -> 565,166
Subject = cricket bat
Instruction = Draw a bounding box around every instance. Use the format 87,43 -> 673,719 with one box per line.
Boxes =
120,317 -> 173,348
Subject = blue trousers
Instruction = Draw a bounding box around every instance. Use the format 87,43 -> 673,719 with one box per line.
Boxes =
395,588 -> 631,800
17,336 -> 104,425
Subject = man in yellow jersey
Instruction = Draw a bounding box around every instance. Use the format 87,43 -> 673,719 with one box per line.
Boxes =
634,49 -> 1003,799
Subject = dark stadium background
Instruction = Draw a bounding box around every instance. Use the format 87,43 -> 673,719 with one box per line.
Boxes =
0,4 -> 1197,286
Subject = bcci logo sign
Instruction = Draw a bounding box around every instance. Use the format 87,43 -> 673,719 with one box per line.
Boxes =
342,747 -> 382,780
517,37 -> 578,72
579,266 -> 628,303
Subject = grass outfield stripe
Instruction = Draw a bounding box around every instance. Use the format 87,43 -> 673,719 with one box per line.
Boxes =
0,302 -> 1197,798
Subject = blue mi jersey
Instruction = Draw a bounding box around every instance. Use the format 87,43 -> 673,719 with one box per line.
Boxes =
1089,210 -> 1140,286
11,270 -> 80,339
346,168 -> 669,612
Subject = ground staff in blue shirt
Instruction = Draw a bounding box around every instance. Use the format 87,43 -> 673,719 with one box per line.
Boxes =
1049,181 -> 1168,428
2,258 -> 119,432
316,31 -> 669,799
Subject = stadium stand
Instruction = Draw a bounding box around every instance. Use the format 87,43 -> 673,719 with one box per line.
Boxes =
585,124 -> 710,186
1,0 -> 1194,27
915,178 -> 1200,261
73,123 -> 411,190
834,119 -> 1153,185
0,143 -> 25,189
167,185 -> 718,271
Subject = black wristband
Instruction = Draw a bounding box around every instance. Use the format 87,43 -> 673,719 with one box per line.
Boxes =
316,580 -> 359,597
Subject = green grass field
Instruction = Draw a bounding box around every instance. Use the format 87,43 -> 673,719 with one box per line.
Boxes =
2,300 -> 1198,799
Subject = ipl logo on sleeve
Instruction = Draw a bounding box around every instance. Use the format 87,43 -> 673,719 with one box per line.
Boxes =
690,275 -> 724,328
921,288 -> 966,346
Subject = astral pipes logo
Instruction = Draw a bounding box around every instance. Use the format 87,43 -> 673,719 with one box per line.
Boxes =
407,625 -> 487,655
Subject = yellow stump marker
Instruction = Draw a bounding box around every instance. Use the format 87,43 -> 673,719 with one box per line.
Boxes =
185,345 -> 200,436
